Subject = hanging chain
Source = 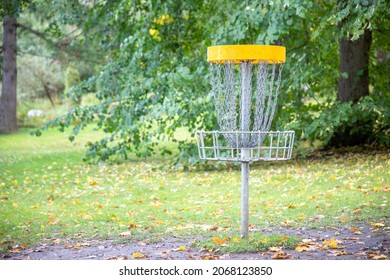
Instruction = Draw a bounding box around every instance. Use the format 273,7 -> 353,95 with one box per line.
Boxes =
210,60 -> 283,148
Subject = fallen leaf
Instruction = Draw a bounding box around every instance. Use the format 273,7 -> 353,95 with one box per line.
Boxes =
352,208 -> 362,214
281,236 -> 288,242
354,252 -> 366,256
64,242 -> 90,249
343,237 -> 359,240
49,218 -> 60,225
371,223 -> 385,227
107,255 -> 129,260
328,250 -> 348,257
350,227 -> 358,231
295,244 -> 310,252
213,236 -> 228,245
354,231 -> 363,235
340,215 -> 348,222
200,255 -> 220,260
133,252 -> 147,259
8,246 -> 21,252
323,238 -> 340,249
128,223 -> 138,229
280,220 -> 294,227
271,251 -> 292,259
268,246 -> 281,252
232,237 -> 241,243
368,254 -> 388,260
172,246 -> 186,252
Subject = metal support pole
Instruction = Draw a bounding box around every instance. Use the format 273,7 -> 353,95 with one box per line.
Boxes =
241,161 -> 249,239
240,62 -> 252,239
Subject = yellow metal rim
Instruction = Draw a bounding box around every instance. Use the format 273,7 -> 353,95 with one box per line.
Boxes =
207,45 -> 286,64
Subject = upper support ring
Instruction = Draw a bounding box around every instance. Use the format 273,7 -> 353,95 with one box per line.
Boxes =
207,45 -> 286,64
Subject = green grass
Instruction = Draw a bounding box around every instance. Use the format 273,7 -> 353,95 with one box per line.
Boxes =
195,233 -> 300,253
0,128 -> 389,253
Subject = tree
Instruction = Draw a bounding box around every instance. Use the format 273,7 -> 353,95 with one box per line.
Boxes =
0,0 -> 103,134
38,0 -> 389,163
338,29 -> 372,103
0,1 -> 20,134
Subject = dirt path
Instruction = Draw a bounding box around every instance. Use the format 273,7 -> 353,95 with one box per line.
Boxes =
1,223 -> 389,260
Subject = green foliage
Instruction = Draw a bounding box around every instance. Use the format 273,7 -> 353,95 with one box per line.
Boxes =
0,0 -> 30,18
291,96 -> 390,148
64,63 -> 81,102
35,0 -> 390,164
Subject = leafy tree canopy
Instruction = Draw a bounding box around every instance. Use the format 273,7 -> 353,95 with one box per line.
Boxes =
31,0 -> 389,164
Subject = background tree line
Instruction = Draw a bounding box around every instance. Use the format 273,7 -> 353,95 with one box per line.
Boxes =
1,0 -> 389,165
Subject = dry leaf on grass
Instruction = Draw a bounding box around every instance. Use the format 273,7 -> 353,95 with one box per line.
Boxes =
213,237 -> 228,245
200,255 -> 220,260
271,251 -> 292,259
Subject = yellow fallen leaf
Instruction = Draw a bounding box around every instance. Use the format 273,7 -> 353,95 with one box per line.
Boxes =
172,246 -> 186,252
371,223 -> 385,227
295,244 -> 310,252
49,218 -> 60,225
340,215 -> 348,222
352,208 -> 362,214
133,252 -> 147,259
268,246 -> 281,252
354,230 -> 363,235
232,237 -> 241,243
323,237 -> 339,249
79,213 -> 93,219
213,236 -> 228,245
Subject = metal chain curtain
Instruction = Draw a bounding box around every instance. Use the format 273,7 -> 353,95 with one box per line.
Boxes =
210,60 -> 283,148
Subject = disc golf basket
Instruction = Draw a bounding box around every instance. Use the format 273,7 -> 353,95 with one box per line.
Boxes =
196,45 -> 294,239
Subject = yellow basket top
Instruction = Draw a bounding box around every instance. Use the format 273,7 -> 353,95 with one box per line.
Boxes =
207,45 -> 285,64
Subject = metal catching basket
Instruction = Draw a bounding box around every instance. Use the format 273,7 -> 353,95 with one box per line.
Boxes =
196,45 -> 294,162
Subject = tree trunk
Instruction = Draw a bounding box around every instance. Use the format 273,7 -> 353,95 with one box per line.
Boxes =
338,28 -> 372,103
0,16 -> 18,134
328,27 -> 373,147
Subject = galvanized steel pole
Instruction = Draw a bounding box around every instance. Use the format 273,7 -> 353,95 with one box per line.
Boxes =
240,62 -> 251,239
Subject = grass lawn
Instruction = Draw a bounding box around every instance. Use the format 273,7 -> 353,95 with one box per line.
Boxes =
0,128 -> 389,253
